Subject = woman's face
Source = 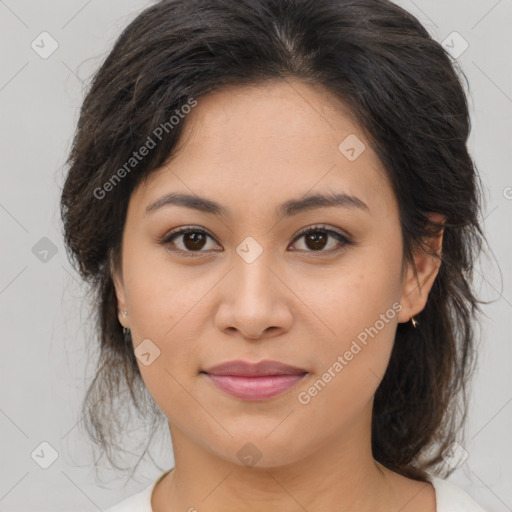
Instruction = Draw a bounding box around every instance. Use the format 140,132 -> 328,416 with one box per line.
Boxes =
113,79 -> 440,468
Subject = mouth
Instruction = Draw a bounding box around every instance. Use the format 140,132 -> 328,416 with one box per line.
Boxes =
200,359 -> 309,401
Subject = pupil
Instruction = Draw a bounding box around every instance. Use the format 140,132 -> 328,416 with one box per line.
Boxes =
307,232 -> 327,250
184,232 -> 206,250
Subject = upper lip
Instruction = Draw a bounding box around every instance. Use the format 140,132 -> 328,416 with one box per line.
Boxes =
202,359 -> 308,377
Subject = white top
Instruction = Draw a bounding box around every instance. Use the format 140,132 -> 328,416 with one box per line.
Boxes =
104,469 -> 487,512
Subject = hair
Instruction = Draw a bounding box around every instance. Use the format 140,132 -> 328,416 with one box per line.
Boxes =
60,0 -> 487,482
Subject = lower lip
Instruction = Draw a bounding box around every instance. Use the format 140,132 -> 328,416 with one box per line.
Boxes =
202,372 -> 308,401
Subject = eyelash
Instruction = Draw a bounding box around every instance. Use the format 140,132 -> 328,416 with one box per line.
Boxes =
160,224 -> 352,257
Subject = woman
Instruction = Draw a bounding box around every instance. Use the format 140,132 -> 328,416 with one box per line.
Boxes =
60,0 -> 488,510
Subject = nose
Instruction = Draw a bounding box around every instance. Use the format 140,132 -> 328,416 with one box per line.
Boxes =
213,249 -> 294,341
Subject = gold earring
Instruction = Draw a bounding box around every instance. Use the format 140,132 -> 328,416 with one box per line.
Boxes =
411,316 -> 418,328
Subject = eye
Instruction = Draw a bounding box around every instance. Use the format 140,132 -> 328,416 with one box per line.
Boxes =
160,226 -> 220,256
289,224 -> 352,254
160,224 -> 352,257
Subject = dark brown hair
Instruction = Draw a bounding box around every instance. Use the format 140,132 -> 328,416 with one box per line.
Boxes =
60,0 -> 486,481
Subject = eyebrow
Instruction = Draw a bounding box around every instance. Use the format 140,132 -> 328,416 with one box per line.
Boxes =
144,191 -> 369,219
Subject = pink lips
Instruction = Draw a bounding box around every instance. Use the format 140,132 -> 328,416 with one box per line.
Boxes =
201,360 -> 308,401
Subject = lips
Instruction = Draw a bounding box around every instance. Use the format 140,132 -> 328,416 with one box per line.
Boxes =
201,360 -> 309,401
201,359 -> 307,377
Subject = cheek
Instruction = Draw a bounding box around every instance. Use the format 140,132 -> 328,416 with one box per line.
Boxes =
121,239 -> 205,338
294,252 -> 402,405
120,248 -> 209,398
298,250 -> 402,345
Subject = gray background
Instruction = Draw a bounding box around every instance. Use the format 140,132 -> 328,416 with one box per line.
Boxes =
1,0 -> 511,510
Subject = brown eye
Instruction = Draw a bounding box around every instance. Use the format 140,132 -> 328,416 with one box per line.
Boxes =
181,231 -> 208,250
161,224 -> 352,258
290,225 -> 352,254
161,227 -> 219,255
304,231 -> 328,250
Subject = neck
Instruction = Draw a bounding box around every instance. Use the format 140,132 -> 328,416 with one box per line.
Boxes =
153,411 -> 399,512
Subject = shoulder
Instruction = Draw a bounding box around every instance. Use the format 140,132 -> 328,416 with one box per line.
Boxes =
427,474 -> 487,512
103,470 -> 170,512
103,482 -> 154,512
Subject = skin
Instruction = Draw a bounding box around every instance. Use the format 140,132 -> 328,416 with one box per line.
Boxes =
112,79 -> 443,512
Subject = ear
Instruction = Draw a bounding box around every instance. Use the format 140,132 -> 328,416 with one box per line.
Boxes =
397,213 -> 445,324
110,252 -> 129,327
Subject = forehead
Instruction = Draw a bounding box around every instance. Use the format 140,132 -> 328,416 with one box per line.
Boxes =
131,79 -> 398,221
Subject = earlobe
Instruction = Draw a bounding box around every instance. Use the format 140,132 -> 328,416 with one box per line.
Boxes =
397,213 -> 445,323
